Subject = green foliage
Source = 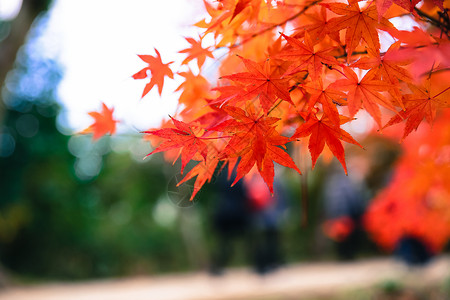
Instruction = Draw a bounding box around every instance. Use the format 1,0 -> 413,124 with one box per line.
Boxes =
0,25 -> 193,279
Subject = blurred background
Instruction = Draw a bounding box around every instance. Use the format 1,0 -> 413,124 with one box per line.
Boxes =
0,0 -> 449,299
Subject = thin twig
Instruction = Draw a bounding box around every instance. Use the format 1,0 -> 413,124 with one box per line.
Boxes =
227,0 -> 323,49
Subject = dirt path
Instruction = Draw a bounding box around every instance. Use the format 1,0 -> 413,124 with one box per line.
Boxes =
0,256 -> 449,300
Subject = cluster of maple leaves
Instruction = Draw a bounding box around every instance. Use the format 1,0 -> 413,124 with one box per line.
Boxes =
364,109 -> 450,253
82,0 -> 450,234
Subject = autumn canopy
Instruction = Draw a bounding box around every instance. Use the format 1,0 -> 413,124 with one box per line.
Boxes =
82,0 -> 450,247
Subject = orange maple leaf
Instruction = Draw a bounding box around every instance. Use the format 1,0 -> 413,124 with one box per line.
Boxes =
208,85 -> 244,107
177,147 -> 220,201
178,36 -> 214,69
376,0 -> 444,20
81,102 -> 118,140
210,105 -> 301,192
196,0 -> 260,47
330,67 -> 395,127
376,0 -> 420,20
386,28 -> 450,81
383,84 -> 450,139
291,112 -> 362,174
352,42 -> 413,84
322,0 -> 394,57
143,116 -> 208,174
352,42 -> 413,109
175,70 -> 211,110
220,56 -> 293,113
230,0 -> 252,22
293,6 -> 340,45
303,78 -> 346,126
132,48 -> 174,97
277,32 -> 338,80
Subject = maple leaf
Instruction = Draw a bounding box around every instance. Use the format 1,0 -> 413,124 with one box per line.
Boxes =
352,42 -> 412,84
196,0 -> 261,47
322,0 -> 394,57
210,105 -> 301,192
277,32 -> 338,80
178,36 -> 214,69
143,116 -> 208,174
431,0 -> 445,10
208,85 -> 244,107
177,147 -> 220,201
132,48 -> 174,97
376,0 -> 443,20
329,67 -> 395,127
364,111 -> 450,253
220,56 -> 293,113
383,84 -> 450,139
191,105 -> 229,130
291,112 -> 362,174
200,0 -> 245,30
352,42 -> 413,109
175,70 -> 211,109
293,6 -> 340,45
375,0 -> 421,20
387,28 -> 450,81
81,102 -> 118,140
230,0 -> 252,22
303,78 -> 346,126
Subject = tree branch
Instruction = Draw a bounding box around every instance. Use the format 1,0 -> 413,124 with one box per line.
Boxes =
414,8 -> 450,38
228,0 -> 323,49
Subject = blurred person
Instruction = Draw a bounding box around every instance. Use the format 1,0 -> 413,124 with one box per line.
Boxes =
322,154 -> 371,260
244,175 -> 288,274
209,166 -> 252,275
395,236 -> 433,266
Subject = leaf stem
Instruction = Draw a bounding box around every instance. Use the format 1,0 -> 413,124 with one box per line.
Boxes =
414,8 -> 450,38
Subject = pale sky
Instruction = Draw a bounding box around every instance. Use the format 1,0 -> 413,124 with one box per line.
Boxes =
40,0 -> 205,133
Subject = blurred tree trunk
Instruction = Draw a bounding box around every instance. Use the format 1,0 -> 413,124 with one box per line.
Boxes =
178,209 -> 209,270
0,0 -> 52,126
0,0 -> 52,286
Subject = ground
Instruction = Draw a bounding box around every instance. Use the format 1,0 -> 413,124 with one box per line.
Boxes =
0,256 -> 449,300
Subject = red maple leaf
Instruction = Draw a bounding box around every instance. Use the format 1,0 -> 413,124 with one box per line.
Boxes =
386,28 -> 450,81
230,0 -> 252,22
143,116 -> 208,173
81,102 -> 118,140
178,36 -> 214,69
132,48 -> 174,97
177,147 -> 220,201
322,0 -> 394,57
376,0 -> 443,20
277,32 -> 338,80
175,70 -> 211,108
210,105 -> 301,192
303,78 -> 346,126
376,0 -> 421,19
293,6 -> 340,45
330,67 -> 395,127
352,42 -> 413,109
208,85 -> 244,107
291,112 -> 362,174
383,84 -> 450,139
220,56 -> 293,113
